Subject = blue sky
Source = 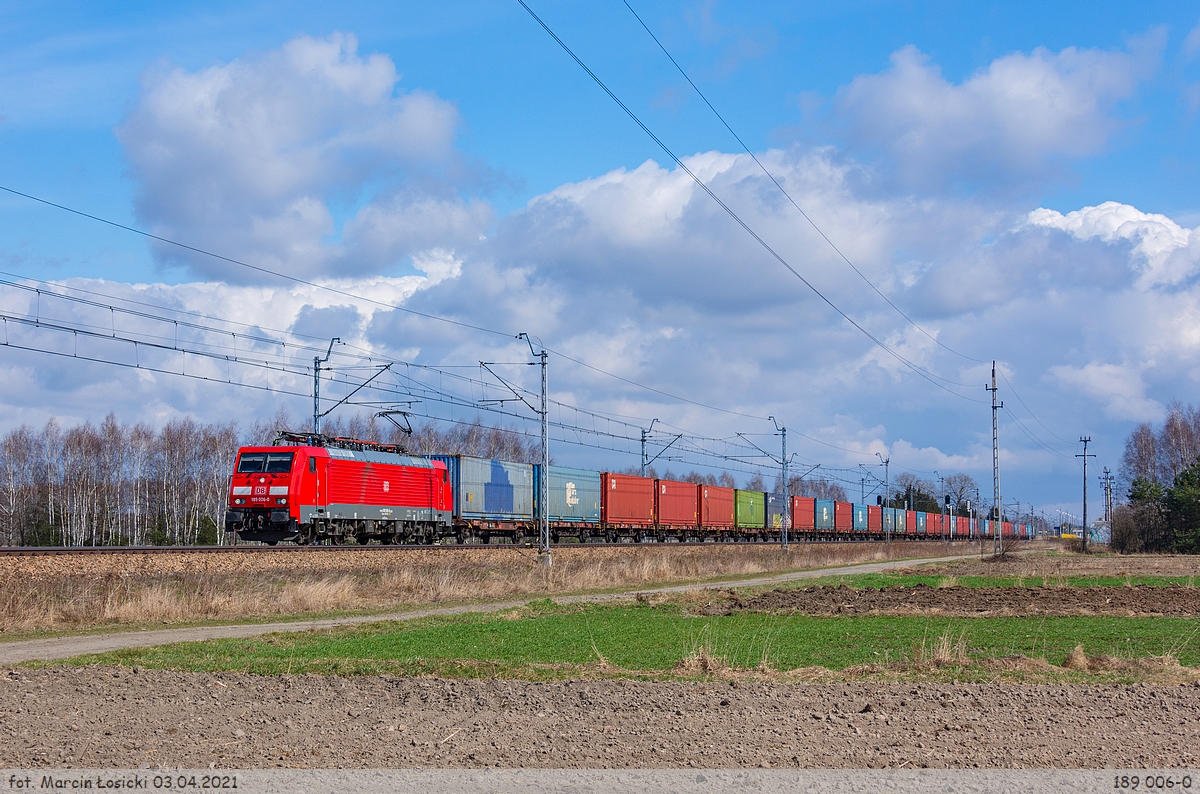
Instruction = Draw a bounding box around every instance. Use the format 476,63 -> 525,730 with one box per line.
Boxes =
2,0 -> 1199,521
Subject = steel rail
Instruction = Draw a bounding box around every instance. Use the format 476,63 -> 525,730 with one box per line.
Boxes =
0,537 -> 973,555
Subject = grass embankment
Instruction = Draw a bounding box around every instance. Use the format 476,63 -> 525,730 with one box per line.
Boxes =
0,542 -> 968,640
39,598 -> 1200,684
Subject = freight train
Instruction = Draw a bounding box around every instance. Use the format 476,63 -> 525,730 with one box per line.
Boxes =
224,433 -> 1033,545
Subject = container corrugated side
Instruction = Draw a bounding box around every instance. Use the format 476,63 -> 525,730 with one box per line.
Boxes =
765,493 -> 785,529
834,501 -> 852,531
853,504 -> 868,531
655,480 -> 699,528
868,505 -> 882,532
428,455 -> 532,520
896,509 -> 908,534
734,490 -> 765,529
792,496 -> 815,530
882,507 -> 895,533
700,485 -> 735,528
536,465 -> 600,524
814,499 -> 834,530
601,473 -> 655,526
916,512 -> 927,534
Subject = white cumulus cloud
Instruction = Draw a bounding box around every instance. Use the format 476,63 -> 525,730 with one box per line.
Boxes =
833,37 -> 1161,190
117,33 -> 485,282
1026,201 -> 1198,287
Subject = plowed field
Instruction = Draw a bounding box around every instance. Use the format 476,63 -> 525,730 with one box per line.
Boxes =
726,584 -> 1200,617
3,667 -> 1198,769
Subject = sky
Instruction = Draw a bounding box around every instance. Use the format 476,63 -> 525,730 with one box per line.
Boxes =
1,0 -> 1199,523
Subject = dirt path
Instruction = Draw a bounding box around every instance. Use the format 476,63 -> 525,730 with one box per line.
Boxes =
0,554 -> 977,665
4,666 -> 1198,768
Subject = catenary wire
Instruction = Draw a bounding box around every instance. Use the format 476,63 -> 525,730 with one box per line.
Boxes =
619,0 -> 987,366
998,369 -> 1075,446
516,0 -> 985,401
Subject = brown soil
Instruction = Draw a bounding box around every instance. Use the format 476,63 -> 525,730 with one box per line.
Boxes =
3,666 -> 1199,769
900,553 -> 1200,581
725,584 -> 1200,617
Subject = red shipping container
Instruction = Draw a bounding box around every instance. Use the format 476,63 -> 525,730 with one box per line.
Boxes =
1002,521 -> 1012,537
834,501 -> 853,532
906,510 -> 917,536
868,505 -> 882,532
791,496 -> 816,531
601,473 -> 654,526
957,516 -> 969,536
655,479 -> 699,528
700,485 -> 735,528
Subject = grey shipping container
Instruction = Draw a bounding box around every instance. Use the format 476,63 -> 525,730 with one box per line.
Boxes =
882,507 -> 895,533
428,455 -> 533,520
535,465 -> 601,524
765,492 -> 785,529
916,512 -> 927,534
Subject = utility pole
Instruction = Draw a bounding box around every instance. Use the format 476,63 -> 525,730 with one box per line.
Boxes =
518,334 -> 551,567
876,452 -> 890,543
935,471 -> 944,536
1101,467 -> 1114,526
640,419 -> 659,477
986,362 -> 1003,558
313,337 -> 340,435
770,417 -> 789,550
1077,437 -> 1094,553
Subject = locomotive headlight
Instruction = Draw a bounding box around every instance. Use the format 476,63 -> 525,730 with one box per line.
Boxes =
234,498 -> 245,505
276,497 -> 287,505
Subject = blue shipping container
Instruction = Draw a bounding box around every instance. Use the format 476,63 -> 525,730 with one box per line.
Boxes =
766,492 -> 785,529
894,508 -> 907,534
428,455 -> 533,520
814,499 -> 835,530
535,465 -> 600,524
853,504 -> 868,531
882,507 -> 894,533
916,512 -> 927,534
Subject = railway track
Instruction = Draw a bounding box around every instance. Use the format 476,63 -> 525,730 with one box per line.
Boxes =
0,537 -> 950,555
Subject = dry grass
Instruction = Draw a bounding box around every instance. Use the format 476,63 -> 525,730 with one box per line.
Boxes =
0,541 -> 963,633
913,627 -> 970,667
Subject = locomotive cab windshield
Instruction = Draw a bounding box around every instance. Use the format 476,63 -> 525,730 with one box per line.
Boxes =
236,452 -> 294,473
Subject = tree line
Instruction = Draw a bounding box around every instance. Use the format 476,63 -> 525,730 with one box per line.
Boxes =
1113,402 -> 1200,553
0,409 -> 544,547
0,404 -> 1017,546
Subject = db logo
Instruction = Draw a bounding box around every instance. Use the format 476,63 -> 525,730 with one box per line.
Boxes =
253,486 -> 267,496
383,481 -> 390,493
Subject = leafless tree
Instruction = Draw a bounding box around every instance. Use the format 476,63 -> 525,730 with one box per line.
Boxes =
943,473 -> 978,514
1120,422 -> 1159,487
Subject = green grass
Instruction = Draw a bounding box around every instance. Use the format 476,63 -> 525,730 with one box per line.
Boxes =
34,599 -> 1200,682
780,572 -> 1198,590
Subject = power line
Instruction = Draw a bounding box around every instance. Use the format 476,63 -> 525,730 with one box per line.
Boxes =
517,0 -> 985,401
619,0 -> 986,366
998,369 -> 1074,446
0,196 -> 797,420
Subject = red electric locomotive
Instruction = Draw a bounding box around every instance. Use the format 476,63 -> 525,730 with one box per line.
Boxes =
224,432 -> 453,545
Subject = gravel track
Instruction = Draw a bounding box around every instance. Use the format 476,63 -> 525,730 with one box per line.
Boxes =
3,666 -> 1198,769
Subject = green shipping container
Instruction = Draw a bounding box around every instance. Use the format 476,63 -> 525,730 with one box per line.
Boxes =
734,490 -> 766,529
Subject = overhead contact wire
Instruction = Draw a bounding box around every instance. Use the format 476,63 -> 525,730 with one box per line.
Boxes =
621,0 -> 986,366
516,0 -> 984,402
